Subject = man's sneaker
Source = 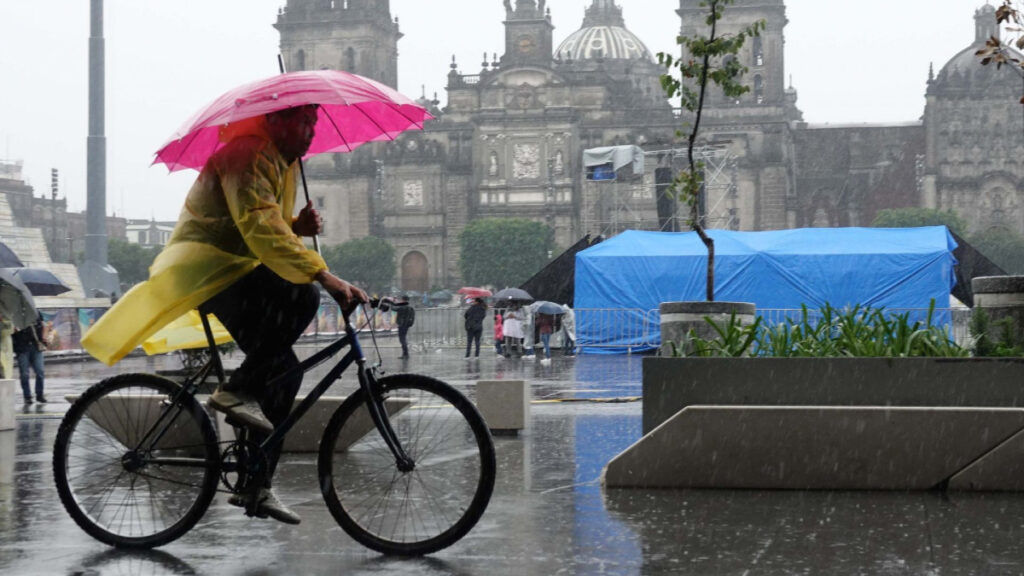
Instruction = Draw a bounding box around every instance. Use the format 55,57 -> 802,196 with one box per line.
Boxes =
35,396 -> 47,403
22,396 -> 32,405
207,389 -> 273,433
228,488 -> 301,525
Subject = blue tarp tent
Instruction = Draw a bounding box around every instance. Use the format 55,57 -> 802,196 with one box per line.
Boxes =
574,227 -> 959,354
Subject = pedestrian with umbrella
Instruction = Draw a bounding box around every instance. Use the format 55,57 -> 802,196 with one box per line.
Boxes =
463,297 -> 487,358
12,312 -> 48,404
81,69 -> 430,525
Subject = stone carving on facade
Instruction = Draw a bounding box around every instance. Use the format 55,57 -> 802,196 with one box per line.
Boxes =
513,143 -> 541,180
402,180 -> 424,207
553,150 -> 564,175
488,151 -> 500,177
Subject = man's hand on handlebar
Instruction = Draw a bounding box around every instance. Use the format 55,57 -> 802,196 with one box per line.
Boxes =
315,270 -> 368,314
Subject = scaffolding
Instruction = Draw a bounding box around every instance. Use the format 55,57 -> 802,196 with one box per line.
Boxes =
582,144 -> 739,237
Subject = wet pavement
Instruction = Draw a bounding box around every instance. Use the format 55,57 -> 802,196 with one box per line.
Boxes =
3,342 -> 1024,574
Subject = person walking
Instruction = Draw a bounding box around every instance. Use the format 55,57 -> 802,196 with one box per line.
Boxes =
536,312 -> 554,363
493,311 -> 504,356
395,295 -> 415,358
12,313 -> 46,404
463,298 -> 487,358
502,306 -> 524,358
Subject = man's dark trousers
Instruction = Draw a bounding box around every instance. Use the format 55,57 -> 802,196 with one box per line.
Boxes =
398,326 -> 410,358
200,265 -> 319,484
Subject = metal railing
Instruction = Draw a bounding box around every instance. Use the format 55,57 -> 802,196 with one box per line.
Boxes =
572,306 -> 974,353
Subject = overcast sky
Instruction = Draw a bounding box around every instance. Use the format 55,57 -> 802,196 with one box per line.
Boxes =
0,1 -> 988,222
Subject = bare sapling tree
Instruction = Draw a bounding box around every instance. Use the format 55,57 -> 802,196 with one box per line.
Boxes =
658,0 -> 763,301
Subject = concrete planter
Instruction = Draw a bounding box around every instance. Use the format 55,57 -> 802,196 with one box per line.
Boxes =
642,356 -> 1024,433
601,357 -> 1024,491
973,275 -> 1024,345
658,301 -> 755,356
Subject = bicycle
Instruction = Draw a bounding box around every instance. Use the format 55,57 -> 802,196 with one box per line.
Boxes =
52,300 -> 497,555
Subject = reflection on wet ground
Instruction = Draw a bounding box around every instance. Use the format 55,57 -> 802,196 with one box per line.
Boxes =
2,346 -> 1023,574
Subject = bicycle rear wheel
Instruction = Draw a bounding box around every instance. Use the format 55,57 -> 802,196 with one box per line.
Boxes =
318,374 -> 496,555
53,373 -> 220,549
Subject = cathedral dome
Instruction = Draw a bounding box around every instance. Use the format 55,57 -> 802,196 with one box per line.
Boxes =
937,5 -> 1010,77
555,0 -> 653,62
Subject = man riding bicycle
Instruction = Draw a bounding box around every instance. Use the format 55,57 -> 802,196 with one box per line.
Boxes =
82,104 -> 368,525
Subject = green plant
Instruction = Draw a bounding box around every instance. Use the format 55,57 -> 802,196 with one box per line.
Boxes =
658,0 -> 764,301
668,300 -> 969,358
970,308 -> 1024,357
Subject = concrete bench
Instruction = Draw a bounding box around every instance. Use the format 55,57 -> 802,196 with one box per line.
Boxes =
603,405 -> 1024,491
65,393 -> 410,453
0,379 -> 16,431
476,380 -> 529,435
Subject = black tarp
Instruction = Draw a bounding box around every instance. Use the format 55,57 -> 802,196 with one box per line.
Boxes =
950,230 -> 1007,307
519,235 -> 603,307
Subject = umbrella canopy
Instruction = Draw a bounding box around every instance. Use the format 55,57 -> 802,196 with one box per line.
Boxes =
0,269 -> 37,329
0,243 -> 24,268
457,287 -> 492,299
4,268 -> 72,296
154,70 -> 433,172
492,287 -> 534,303
533,301 -> 566,315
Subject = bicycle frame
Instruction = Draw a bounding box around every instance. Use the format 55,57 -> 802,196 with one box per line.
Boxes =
139,310 -> 415,475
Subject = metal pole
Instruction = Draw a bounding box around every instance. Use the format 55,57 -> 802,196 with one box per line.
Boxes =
86,0 -> 107,265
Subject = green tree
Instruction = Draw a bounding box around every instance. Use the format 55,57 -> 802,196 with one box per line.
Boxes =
659,0 -> 764,301
321,236 -> 396,294
870,208 -> 967,235
968,227 -> 1024,274
459,218 -> 553,288
107,238 -> 158,287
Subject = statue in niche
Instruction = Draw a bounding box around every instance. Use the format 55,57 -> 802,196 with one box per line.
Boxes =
553,150 -> 564,175
488,152 -> 499,177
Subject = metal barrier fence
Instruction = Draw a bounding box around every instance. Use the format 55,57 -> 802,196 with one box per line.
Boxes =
573,306 -> 974,353
39,304 -> 975,356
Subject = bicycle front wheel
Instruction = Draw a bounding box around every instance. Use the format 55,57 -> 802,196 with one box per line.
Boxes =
53,373 -> 220,549
318,374 -> 496,555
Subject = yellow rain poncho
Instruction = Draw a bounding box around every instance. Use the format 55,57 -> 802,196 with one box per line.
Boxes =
82,119 -> 327,365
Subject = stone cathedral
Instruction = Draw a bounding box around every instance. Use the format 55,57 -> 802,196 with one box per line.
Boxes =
274,0 -> 1023,291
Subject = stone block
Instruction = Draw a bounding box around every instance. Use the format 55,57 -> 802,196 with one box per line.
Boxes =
604,405 -> 1024,490
0,379 -> 17,431
477,380 -> 529,434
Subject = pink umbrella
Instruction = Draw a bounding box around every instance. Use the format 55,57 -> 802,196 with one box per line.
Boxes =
154,70 -> 432,172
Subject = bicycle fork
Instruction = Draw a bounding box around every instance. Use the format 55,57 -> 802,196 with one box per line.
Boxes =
358,363 -> 416,473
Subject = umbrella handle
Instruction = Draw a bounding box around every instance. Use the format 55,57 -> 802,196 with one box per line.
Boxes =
298,158 -> 321,256
280,54 -> 321,256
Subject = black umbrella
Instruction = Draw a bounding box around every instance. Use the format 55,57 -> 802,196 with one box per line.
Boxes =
3,268 -> 72,296
0,269 -> 37,329
492,287 -> 534,302
0,243 -> 23,268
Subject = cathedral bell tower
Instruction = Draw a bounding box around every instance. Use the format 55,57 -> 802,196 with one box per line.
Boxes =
500,0 -> 555,68
275,0 -> 402,88
677,0 -> 787,111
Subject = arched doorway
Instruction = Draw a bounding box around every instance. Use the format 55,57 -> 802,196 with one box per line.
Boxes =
401,251 -> 429,292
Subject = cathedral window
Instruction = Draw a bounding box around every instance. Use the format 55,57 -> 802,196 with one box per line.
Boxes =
345,48 -> 356,72
296,49 -> 306,72
754,75 -> 764,105
753,36 -> 764,67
